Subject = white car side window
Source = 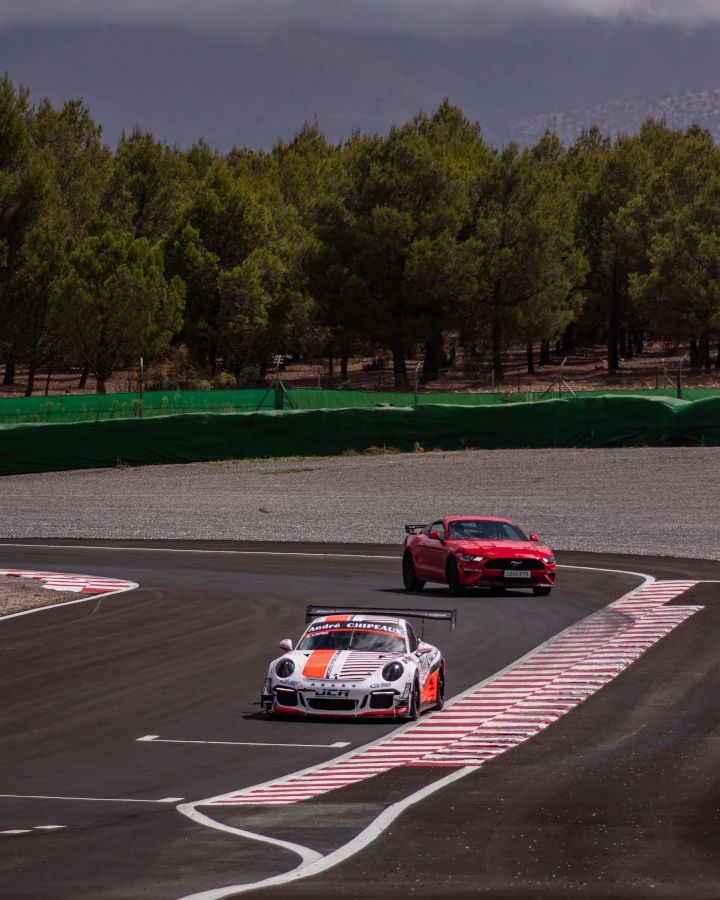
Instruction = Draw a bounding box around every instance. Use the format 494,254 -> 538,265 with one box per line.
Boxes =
407,625 -> 419,653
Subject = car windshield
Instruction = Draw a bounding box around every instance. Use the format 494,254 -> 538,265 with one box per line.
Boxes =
448,519 -> 529,541
297,625 -> 407,653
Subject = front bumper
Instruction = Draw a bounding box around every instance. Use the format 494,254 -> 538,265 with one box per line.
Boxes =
262,679 -> 411,717
459,566 -> 556,587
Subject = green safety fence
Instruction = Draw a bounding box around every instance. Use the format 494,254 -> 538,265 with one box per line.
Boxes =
0,389 -> 273,423
0,387 -> 516,422
2,386 -> 720,424
1,394 -> 719,476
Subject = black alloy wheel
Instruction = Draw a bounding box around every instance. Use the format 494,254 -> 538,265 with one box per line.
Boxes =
435,667 -> 445,711
447,558 -> 466,596
533,585 -> 552,596
407,679 -> 421,720
403,552 -> 425,591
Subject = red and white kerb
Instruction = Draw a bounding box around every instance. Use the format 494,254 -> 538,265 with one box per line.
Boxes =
0,569 -> 137,595
210,580 -> 701,806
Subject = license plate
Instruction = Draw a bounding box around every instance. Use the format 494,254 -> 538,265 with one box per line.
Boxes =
504,570 -> 531,579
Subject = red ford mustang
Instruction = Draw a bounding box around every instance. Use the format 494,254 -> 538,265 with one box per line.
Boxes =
402,516 -> 556,597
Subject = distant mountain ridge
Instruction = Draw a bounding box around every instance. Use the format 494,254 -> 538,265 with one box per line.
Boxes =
510,87 -> 720,146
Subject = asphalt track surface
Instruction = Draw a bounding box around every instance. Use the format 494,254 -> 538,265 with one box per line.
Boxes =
1,540 -> 719,900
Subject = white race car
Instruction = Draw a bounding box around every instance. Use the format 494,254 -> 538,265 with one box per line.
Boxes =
261,605 -> 456,718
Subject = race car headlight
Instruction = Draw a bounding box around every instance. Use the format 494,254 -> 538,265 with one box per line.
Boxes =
542,556 -> 555,564
382,661 -> 404,682
460,554 -> 485,563
275,658 -> 296,678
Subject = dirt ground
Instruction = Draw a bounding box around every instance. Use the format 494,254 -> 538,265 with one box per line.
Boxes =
0,574 -> 78,618
2,342 -> 719,398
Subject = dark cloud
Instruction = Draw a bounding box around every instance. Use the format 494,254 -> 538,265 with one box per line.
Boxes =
1,0 -> 719,33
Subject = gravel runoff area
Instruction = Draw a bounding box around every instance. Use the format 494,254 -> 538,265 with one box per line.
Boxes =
0,574 -> 78,617
0,447 -> 718,561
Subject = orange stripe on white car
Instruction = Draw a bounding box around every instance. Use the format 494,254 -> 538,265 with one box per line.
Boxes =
302,650 -> 337,679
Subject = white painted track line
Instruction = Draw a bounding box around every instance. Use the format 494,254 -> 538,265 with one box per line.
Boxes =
137,735 -> 351,749
176,807 -> 323,874
0,543 -> 399,560
1,825 -> 67,836
0,588 -> 138,622
0,794 -> 183,803
0,545 -> 665,578
178,767 -> 472,900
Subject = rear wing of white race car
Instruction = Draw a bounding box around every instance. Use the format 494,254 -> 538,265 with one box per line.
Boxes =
404,524 -> 427,535
305,605 -> 457,630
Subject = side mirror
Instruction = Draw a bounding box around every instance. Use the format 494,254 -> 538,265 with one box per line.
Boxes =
429,531 -> 442,541
279,639 -> 293,652
417,642 -> 433,655
530,534 -> 540,542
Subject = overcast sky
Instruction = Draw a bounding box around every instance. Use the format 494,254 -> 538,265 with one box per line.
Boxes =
1,0 -> 719,33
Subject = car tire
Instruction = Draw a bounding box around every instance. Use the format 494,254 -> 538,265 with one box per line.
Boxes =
447,558 -> 466,596
407,679 -> 421,720
533,585 -> 552,596
434,667 -> 445,711
403,552 -> 426,591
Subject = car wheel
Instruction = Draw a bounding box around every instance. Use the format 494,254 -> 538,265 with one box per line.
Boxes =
402,552 -> 426,591
447,558 -> 466,596
434,667 -> 445,711
407,679 -> 421,720
533,585 -> 552,596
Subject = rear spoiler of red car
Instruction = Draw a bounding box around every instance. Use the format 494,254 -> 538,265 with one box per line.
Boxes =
306,605 -> 456,630
404,524 -> 427,535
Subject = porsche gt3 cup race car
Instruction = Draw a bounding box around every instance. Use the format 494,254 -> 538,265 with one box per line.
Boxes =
403,516 -> 556,596
261,605 -> 455,718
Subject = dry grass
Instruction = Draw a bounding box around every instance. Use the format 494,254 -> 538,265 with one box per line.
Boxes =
0,575 -> 79,618
3,342 -> 720,400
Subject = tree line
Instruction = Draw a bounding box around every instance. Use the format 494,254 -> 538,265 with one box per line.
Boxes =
1,74 -> 720,395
